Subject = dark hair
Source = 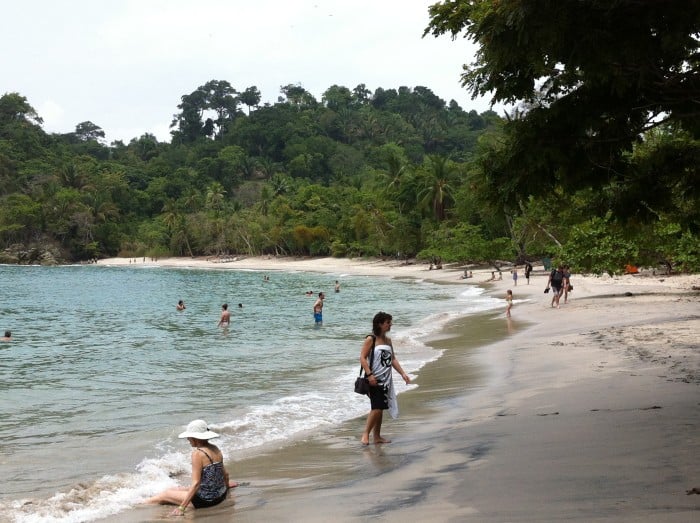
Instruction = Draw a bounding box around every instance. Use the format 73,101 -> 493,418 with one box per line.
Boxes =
222,303 -> 228,310
4,330 -> 10,337
372,311 -> 392,336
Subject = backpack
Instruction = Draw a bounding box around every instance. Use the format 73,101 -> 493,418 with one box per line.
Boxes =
551,269 -> 563,284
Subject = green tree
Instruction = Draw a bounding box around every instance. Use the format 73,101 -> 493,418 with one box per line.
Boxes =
0,92 -> 43,126
416,155 -> 456,222
279,84 -> 317,108
425,0 -> 700,216
73,121 -> 105,142
239,86 -> 261,114
200,79 -> 239,138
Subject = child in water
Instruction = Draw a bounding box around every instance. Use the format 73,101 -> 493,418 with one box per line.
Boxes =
505,289 -> 513,318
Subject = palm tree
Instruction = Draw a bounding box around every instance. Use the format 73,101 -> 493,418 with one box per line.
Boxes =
417,155 -> 456,222
205,182 -> 226,212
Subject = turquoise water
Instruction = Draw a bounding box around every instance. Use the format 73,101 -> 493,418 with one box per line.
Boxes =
0,264 -> 502,522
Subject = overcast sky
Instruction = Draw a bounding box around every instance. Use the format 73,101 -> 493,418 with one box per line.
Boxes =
2,0 -> 495,144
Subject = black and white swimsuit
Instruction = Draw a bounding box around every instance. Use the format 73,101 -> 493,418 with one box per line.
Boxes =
191,448 -> 227,508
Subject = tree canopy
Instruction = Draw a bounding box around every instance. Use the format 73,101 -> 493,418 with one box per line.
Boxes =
426,0 -> 700,226
1,2 -> 699,274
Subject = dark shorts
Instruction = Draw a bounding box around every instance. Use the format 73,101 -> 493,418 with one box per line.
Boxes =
551,282 -> 562,293
191,490 -> 227,509
368,384 -> 389,410
314,312 -> 322,323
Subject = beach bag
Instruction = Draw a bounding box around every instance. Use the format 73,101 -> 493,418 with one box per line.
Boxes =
354,335 -> 376,395
354,376 -> 370,395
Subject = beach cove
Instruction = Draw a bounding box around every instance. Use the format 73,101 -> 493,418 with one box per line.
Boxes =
96,256 -> 699,523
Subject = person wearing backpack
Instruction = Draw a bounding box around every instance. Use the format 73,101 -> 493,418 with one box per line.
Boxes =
546,265 -> 565,308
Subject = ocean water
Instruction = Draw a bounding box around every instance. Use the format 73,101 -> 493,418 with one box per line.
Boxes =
0,263 -> 502,522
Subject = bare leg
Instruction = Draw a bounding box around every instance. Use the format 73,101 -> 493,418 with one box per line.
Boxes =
362,409 -> 387,445
145,486 -> 190,506
372,409 -> 391,443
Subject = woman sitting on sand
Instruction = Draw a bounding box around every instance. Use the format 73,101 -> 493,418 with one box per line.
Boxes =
146,420 -> 237,516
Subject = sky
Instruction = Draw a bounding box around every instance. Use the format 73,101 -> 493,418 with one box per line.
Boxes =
2,0 -> 496,144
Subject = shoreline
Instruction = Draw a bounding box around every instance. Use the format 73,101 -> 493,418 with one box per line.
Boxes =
98,257 -> 700,522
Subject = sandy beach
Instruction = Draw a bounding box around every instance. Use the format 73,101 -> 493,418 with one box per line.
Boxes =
100,256 -> 699,522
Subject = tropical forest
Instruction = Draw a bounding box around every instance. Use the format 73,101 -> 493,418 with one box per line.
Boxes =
1,1 -> 698,274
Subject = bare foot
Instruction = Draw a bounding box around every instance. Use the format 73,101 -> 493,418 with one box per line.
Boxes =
374,437 -> 391,444
360,436 -> 369,446
228,480 -> 239,488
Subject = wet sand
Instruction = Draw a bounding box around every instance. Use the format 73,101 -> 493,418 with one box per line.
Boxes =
100,257 -> 700,522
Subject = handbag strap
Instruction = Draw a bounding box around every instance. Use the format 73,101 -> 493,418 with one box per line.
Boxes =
359,334 -> 376,377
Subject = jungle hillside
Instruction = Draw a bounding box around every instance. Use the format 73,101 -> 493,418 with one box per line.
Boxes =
1,1 -> 698,274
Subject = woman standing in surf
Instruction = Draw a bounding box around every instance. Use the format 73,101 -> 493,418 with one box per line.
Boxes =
359,311 -> 411,445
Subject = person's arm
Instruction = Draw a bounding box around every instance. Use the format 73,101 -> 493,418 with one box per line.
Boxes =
390,344 -> 411,384
172,451 -> 204,516
359,336 -> 377,386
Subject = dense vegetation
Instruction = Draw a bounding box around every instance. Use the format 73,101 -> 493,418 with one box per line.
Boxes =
1,1 -> 698,274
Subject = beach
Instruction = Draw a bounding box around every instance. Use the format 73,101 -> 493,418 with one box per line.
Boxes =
99,256 -> 700,522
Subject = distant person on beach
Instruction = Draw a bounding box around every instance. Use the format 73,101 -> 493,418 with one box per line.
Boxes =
359,311 -> 411,445
563,265 -> 573,304
546,265 -> 565,308
335,280 -> 340,293
524,262 -> 533,285
505,290 -> 513,317
1,330 -> 10,342
177,300 -> 186,311
512,268 -> 518,286
146,420 -> 237,515
313,292 -> 325,324
218,304 -> 230,327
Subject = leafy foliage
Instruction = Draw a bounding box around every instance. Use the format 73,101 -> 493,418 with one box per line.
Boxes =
426,0 -> 700,218
2,0 -> 699,277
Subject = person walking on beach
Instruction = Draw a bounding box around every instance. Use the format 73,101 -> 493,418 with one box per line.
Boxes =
563,265 -> 572,304
546,265 -> 565,308
512,268 -> 518,286
313,292 -> 325,324
146,420 -> 237,515
524,261 -> 533,285
505,290 -> 513,317
359,311 -> 411,445
218,304 -> 230,327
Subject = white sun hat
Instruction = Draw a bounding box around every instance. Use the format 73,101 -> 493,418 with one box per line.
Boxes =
178,419 -> 219,440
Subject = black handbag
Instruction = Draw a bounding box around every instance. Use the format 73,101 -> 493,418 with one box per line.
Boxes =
354,376 -> 370,395
354,335 -> 376,395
